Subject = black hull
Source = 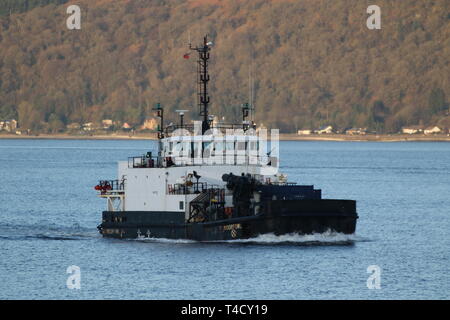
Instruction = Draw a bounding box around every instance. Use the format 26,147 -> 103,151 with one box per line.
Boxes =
99,199 -> 358,241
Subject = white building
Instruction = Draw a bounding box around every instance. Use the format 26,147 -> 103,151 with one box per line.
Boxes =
82,122 -> 94,131
402,126 -> 423,134
102,119 -> 114,129
140,118 -> 158,130
424,126 -> 441,135
0,119 -> 18,132
315,125 -> 333,134
346,128 -> 367,135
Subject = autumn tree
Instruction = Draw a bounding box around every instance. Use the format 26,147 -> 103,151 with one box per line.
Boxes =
428,88 -> 447,114
0,0 -> 449,133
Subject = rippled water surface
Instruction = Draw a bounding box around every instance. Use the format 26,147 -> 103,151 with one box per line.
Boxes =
0,139 -> 448,299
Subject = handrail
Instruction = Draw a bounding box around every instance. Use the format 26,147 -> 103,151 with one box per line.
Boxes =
168,181 -> 208,195
164,123 -> 251,135
128,155 -> 158,168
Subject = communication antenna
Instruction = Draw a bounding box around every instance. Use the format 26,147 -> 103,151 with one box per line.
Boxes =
153,103 -> 164,139
187,35 -> 213,134
248,63 -> 256,126
152,102 -> 164,167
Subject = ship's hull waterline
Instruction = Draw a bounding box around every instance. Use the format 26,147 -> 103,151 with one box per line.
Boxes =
98,199 -> 358,241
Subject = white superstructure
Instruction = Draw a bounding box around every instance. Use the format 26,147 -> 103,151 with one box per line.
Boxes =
99,128 -> 283,221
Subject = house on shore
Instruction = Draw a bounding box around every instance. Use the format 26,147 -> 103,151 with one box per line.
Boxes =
102,119 -> 114,130
315,125 -> 333,134
346,128 -> 367,135
122,122 -> 132,131
82,122 -> 93,131
424,126 -> 442,135
297,129 -> 312,135
140,118 -> 158,131
0,119 -> 18,132
401,125 -> 424,134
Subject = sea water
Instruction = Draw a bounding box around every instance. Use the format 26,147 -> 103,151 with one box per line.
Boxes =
0,139 -> 448,299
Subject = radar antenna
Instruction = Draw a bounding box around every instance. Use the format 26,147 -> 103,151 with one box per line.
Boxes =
175,110 -> 189,128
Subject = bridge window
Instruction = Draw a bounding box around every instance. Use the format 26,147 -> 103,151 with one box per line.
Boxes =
203,141 -> 213,158
236,141 -> 246,151
225,141 -> 234,151
214,142 -> 224,153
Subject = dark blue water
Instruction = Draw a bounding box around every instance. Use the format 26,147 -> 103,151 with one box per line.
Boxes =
0,139 -> 448,299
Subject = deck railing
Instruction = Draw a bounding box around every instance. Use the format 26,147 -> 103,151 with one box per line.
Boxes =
128,155 -> 158,168
164,123 -> 251,135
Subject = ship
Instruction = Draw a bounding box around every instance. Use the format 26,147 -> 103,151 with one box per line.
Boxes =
95,35 -> 358,241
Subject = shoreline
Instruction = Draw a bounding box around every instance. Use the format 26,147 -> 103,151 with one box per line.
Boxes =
279,133 -> 450,142
0,133 -> 157,140
0,133 -> 450,142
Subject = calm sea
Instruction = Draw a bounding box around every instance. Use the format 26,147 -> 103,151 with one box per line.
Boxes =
0,139 -> 448,299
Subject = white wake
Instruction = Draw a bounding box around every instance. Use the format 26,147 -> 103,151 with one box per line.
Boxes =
132,230 -> 358,245
223,231 -> 357,245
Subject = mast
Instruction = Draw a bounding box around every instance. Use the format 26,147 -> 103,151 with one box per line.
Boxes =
153,103 -> 164,167
190,35 -> 212,134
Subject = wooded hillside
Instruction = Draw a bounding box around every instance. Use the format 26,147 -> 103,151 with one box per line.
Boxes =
0,0 -> 449,133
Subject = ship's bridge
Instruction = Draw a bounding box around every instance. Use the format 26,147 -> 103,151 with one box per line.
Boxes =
159,129 -> 275,168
